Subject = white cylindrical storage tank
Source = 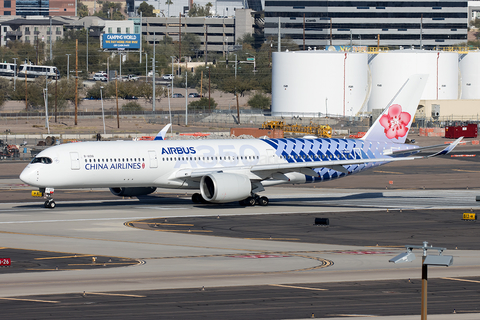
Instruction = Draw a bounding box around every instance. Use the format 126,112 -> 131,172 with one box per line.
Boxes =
272,51 -> 369,117
368,50 -> 458,112
459,52 -> 480,99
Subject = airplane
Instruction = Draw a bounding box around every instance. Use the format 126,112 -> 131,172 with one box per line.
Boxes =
20,74 -> 463,209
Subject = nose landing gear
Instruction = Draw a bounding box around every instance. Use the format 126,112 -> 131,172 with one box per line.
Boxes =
43,188 -> 56,209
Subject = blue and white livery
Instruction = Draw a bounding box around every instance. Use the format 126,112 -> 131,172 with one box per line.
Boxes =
19,75 -> 462,208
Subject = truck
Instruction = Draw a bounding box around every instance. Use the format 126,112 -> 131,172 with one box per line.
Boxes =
122,74 -> 139,82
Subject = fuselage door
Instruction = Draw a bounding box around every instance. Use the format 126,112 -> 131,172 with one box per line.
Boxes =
148,150 -> 158,168
70,152 -> 80,170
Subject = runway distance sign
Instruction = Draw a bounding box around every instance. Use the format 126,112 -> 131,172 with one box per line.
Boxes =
0,258 -> 11,266
463,213 -> 477,221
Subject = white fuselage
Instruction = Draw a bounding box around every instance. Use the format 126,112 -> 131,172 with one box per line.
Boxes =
19,138 -> 417,191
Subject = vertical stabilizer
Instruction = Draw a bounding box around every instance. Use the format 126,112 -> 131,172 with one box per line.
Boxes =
362,74 -> 428,143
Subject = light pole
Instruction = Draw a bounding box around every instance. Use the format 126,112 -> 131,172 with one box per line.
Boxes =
145,52 -> 148,81
66,54 -> 71,80
100,86 -> 106,135
389,241 -> 453,320
185,71 -> 188,126
170,56 -> 175,98
13,58 -> 17,91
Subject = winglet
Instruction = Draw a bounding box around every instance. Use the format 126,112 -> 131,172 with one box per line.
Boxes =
362,74 -> 428,144
154,124 -> 172,140
426,137 -> 464,158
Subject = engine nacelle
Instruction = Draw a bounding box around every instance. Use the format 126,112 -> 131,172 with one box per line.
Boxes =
200,173 -> 251,203
109,187 -> 156,197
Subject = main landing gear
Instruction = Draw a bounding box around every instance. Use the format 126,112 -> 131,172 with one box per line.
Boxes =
239,194 -> 269,207
190,193 -> 269,206
191,193 -> 206,204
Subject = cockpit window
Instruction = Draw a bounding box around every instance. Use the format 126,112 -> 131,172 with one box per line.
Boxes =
30,157 -> 53,164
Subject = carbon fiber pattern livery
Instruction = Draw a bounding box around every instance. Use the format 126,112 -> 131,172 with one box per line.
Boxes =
262,138 -> 393,183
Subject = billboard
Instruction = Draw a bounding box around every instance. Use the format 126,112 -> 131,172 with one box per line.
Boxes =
102,34 -> 140,50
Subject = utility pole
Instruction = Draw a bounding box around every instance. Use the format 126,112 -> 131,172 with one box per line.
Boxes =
152,32 -> 156,112
25,64 -> 27,110
55,75 -> 57,123
115,71 -> 119,128
66,54 -> 71,80
75,39 -> 78,125
205,24 -> 208,66
235,54 -> 239,124
185,71 -> 188,126
179,14 -> 182,75
86,24 -> 89,76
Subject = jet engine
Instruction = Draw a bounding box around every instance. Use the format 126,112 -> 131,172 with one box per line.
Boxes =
109,187 -> 157,197
200,173 -> 251,203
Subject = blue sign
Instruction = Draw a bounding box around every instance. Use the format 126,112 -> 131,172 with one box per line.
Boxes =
102,34 -> 140,50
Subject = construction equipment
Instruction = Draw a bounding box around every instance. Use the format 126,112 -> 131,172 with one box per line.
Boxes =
0,142 -> 19,160
262,121 -> 332,138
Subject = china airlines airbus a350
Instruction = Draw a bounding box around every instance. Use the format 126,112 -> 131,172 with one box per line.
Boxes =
20,74 -> 462,208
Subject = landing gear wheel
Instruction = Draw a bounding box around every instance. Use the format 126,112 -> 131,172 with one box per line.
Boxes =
192,193 -> 203,204
44,199 -> 56,209
258,196 -> 269,206
246,197 -> 256,206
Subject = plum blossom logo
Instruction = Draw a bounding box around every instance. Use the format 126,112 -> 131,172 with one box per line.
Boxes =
379,104 -> 411,139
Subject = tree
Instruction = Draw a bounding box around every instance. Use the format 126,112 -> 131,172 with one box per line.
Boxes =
77,1 -> 89,18
94,1 -> 125,20
188,97 -> 217,110
165,0 -> 173,17
138,1 -> 156,17
188,2 -> 212,17
248,93 -> 271,110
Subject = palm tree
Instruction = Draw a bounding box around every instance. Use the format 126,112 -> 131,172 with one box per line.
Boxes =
165,0 -> 173,17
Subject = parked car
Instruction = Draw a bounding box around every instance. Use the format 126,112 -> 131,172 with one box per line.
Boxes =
172,93 -> 184,98
188,93 -> 201,98
162,74 -> 174,81
93,72 -> 108,81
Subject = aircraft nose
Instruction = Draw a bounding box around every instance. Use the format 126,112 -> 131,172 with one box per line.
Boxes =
20,166 -> 37,186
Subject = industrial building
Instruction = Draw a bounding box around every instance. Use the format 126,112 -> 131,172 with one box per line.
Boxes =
271,49 -> 480,119
265,0 -> 468,48
142,9 -> 255,53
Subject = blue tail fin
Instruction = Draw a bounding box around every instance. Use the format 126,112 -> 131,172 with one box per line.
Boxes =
362,74 -> 428,143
